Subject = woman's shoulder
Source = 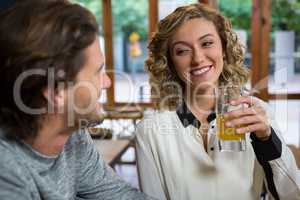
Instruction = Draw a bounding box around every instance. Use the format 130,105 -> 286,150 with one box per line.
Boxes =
138,109 -> 179,126
135,110 -> 179,138
143,109 -> 178,121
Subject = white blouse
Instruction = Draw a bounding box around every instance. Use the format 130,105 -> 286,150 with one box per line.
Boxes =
135,98 -> 300,200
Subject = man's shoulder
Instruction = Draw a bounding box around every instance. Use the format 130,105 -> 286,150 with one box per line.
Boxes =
0,136 -> 18,164
64,129 -> 95,158
66,129 -> 91,146
0,138 -> 32,198
0,137 -> 27,182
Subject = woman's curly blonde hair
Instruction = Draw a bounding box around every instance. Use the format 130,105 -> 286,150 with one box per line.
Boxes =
145,3 -> 249,110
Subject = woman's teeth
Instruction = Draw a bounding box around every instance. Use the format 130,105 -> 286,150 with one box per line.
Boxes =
191,65 -> 212,76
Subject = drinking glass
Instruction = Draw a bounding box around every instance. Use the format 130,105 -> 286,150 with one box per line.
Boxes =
215,85 -> 246,152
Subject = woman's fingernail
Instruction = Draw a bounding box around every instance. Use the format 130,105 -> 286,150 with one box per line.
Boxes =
226,122 -> 232,127
236,129 -> 242,133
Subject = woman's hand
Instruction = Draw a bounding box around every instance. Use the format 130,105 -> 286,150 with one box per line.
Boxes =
224,96 -> 271,141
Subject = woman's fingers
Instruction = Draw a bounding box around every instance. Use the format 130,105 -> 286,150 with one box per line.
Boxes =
235,123 -> 266,134
224,106 -> 264,119
225,115 -> 261,128
230,95 -> 257,107
222,95 -> 271,137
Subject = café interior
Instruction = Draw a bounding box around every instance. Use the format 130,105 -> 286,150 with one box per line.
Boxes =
73,0 -> 300,187
1,0 -> 300,198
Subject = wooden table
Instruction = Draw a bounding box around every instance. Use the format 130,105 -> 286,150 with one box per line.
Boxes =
93,139 -> 132,167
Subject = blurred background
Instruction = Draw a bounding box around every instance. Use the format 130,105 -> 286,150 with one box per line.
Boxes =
71,0 -> 300,145
1,0 -> 299,192
72,0 -> 300,187
72,0 -> 300,188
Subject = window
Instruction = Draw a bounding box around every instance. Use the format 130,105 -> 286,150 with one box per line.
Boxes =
269,100 -> 300,147
112,0 -> 150,103
268,0 -> 300,95
159,0 -> 198,20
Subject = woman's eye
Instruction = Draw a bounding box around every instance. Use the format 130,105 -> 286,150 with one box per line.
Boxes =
202,41 -> 213,47
175,49 -> 189,55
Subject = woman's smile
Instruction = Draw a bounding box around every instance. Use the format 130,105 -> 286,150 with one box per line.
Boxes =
189,64 -> 213,76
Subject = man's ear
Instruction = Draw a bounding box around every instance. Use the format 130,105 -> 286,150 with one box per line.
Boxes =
42,88 -> 66,111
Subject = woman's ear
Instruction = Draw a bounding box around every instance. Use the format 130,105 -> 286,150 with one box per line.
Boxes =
42,88 -> 66,113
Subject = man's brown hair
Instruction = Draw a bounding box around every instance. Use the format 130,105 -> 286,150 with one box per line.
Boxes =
0,0 -> 99,139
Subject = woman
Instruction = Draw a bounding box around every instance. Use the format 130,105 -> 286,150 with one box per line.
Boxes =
135,3 -> 299,200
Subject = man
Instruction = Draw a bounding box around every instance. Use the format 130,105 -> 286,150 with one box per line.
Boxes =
0,0 -> 153,199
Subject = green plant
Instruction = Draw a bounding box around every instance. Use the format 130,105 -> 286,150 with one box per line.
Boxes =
112,0 -> 148,40
272,0 -> 300,46
71,0 -> 148,40
272,0 -> 300,31
219,0 -> 252,30
220,0 -> 300,46
220,0 -> 300,32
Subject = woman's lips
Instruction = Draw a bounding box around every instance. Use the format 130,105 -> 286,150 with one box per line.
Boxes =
190,65 -> 213,76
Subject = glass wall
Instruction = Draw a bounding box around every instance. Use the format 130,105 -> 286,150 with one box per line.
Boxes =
269,100 -> 300,147
268,0 -> 300,95
112,0 -> 150,103
218,0 -> 252,90
219,0 -> 252,69
268,1 -> 300,146
159,0 -> 198,20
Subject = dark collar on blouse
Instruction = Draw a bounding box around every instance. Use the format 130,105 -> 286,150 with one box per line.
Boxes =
176,101 -> 216,129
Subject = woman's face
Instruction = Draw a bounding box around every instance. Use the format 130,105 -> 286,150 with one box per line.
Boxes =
170,18 -> 224,91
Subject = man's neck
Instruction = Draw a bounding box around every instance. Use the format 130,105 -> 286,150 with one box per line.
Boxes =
24,115 -> 76,157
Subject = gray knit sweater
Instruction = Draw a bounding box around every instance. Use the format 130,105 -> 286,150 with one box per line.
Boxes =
0,129 -> 153,200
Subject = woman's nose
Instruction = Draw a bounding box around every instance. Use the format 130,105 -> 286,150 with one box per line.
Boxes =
101,73 -> 111,89
191,48 -> 205,66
